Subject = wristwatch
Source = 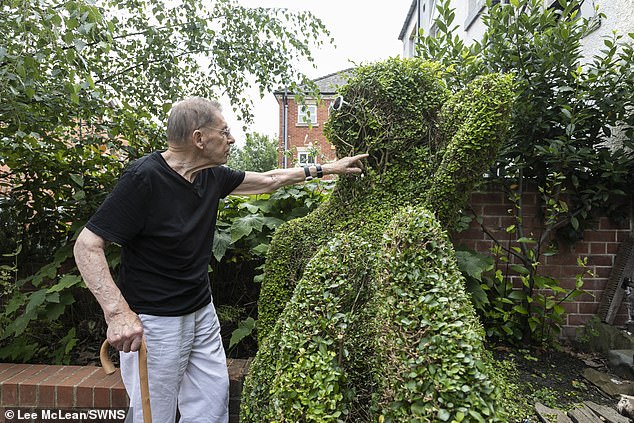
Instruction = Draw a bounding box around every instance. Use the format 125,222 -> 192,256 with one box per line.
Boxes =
303,165 -> 313,181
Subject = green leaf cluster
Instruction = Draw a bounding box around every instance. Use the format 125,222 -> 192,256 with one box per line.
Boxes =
458,241 -> 590,346
0,245 -> 83,363
375,207 -> 502,422
227,132 -> 279,173
241,58 -> 516,421
417,0 -> 633,344
242,235 -> 377,422
214,181 -> 334,263
0,0 -> 333,362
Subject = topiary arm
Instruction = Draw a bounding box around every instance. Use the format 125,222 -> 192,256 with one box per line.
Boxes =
426,73 -> 515,227
242,233 -> 379,422
375,205 -> 508,421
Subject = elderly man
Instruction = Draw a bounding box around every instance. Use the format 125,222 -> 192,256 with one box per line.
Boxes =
74,97 -> 367,422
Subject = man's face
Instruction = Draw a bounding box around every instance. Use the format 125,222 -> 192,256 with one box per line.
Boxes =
196,112 -> 235,166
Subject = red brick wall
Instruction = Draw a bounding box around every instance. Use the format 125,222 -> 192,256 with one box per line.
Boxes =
0,364 -> 127,410
453,183 -> 632,339
276,97 -> 338,169
0,359 -> 251,422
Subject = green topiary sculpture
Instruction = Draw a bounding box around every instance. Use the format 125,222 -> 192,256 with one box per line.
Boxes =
241,57 -> 515,422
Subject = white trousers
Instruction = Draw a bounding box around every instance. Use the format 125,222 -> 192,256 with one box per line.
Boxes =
120,303 -> 229,423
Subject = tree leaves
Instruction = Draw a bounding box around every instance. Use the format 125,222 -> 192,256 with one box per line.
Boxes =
227,132 -> 278,172
1,0 -> 333,364
229,316 -> 256,349
417,0 -> 633,345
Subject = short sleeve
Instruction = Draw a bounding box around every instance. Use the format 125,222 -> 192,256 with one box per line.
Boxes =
215,166 -> 245,198
86,169 -> 150,245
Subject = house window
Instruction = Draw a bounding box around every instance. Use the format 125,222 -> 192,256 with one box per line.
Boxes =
406,28 -> 417,57
465,0 -> 511,29
464,0 -> 486,30
297,150 -> 316,166
547,0 -> 581,15
298,104 -> 317,125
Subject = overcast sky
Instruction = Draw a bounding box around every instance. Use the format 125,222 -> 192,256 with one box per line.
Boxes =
227,1 -> 413,143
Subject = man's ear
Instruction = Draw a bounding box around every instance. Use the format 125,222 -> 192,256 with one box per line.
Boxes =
192,129 -> 204,150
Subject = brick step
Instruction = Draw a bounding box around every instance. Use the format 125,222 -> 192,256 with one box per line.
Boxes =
0,358 -> 251,422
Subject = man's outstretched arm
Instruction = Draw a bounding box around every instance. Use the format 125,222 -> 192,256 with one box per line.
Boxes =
231,153 -> 368,196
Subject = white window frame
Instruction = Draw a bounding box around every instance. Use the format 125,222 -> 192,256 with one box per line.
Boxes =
464,0 -> 486,30
465,0 -> 511,29
297,104 -> 318,126
297,149 -> 316,166
407,28 -> 417,57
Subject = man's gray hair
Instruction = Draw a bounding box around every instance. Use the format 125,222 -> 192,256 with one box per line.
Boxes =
167,97 -> 222,144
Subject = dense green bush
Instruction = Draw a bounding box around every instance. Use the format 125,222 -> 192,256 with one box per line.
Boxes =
0,0 -> 332,363
418,0 -> 634,344
376,207 -> 501,421
241,57 -> 515,421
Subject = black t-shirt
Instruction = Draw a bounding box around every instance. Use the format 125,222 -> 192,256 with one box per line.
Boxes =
86,151 -> 245,316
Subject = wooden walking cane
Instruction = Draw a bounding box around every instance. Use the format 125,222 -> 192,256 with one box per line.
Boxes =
100,339 -> 152,423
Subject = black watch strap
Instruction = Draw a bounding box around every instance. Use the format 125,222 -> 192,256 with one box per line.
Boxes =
303,165 -> 313,181
316,164 -> 323,178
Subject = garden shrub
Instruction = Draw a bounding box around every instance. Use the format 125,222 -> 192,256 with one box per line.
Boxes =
376,206 -> 501,421
241,234 -> 378,422
417,0 -> 634,345
241,57 -> 515,421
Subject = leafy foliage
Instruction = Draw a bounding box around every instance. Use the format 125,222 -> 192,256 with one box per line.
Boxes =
214,182 -> 334,354
0,244 -> 86,363
376,207 -> 503,422
459,248 -> 589,344
241,58 -> 515,421
227,132 -> 279,173
228,316 -> 257,350
214,181 -> 334,263
0,0 -> 331,363
418,0 -> 634,344
243,235 -> 378,422
1,0 -> 330,264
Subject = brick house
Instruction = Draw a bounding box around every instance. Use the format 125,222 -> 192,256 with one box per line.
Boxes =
273,70 -> 352,170
398,0 -> 634,339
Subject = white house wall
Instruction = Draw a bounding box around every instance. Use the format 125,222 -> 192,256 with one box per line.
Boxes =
400,0 -> 634,60
580,0 -> 634,60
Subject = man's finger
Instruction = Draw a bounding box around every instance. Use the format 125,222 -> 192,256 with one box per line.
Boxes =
352,153 -> 369,161
130,336 -> 143,353
108,333 -> 121,346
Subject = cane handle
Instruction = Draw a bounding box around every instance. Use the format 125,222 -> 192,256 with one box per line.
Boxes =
99,339 -> 116,375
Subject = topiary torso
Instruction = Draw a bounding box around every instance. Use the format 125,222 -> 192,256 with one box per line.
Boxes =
241,58 -> 515,422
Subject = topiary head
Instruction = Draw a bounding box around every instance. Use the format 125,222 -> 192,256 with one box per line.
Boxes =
324,58 -> 450,171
